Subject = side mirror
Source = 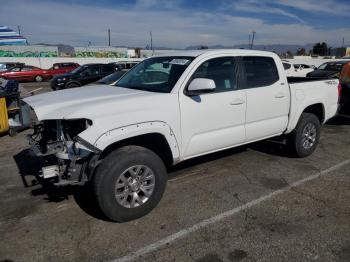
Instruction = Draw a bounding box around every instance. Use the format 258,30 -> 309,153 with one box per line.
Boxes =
187,78 -> 216,96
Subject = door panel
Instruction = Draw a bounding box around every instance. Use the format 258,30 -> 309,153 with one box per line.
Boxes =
180,91 -> 246,158
179,56 -> 246,159
242,56 -> 290,141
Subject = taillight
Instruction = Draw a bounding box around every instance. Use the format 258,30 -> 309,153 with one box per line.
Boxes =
338,83 -> 342,99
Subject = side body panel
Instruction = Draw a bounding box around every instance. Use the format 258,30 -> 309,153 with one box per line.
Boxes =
241,56 -> 291,141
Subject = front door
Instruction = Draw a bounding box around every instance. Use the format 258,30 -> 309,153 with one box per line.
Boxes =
179,56 -> 247,159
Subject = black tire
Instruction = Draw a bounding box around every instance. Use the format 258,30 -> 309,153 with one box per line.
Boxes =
287,113 -> 320,158
66,82 -> 80,89
35,75 -> 43,82
93,146 -> 167,222
8,128 -> 17,137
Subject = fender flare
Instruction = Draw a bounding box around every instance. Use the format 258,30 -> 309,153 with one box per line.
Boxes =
94,121 -> 180,163
286,102 -> 326,133
66,80 -> 81,88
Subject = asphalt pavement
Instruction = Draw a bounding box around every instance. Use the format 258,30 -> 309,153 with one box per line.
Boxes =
0,82 -> 349,262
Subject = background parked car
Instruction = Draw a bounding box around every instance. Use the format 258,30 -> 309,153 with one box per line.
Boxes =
339,62 -> 350,114
108,61 -> 139,71
93,71 -> 127,85
50,63 -> 117,90
306,61 -> 348,78
0,65 -> 50,82
282,60 -> 315,77
0,62 -> 25,72
47,62 -> 79,76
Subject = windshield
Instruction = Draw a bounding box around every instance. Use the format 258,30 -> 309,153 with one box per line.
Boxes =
116,56 -> 194,93
318,62 -> 344,72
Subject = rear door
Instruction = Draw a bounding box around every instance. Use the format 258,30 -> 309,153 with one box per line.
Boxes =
240,56 -> 290,141
179,56 -> 247,159
100,64 -> 116,78
79,65 -> 101,85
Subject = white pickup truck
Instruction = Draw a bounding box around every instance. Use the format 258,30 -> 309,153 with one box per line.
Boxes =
24,50 -> 339,222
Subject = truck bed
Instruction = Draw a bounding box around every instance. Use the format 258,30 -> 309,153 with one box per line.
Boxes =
287,76 -> 335,84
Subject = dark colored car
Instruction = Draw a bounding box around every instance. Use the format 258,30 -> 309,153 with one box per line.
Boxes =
94,71 -> 127,85
0,62 -> 25,72
108,61 -> 139,71
50,63 -> 117,90
306,61 -> 348,78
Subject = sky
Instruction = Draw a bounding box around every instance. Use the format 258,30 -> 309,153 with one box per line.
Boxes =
1,0 -> 349,48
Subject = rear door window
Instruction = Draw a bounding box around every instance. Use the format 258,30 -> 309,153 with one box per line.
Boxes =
101,65 -> 115,74
242,56 -> 279,88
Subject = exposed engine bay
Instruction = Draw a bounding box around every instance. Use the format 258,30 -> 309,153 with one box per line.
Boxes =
28,118 -> 100,185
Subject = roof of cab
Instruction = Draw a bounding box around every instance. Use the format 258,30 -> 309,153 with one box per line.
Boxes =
154,49 -> 277,58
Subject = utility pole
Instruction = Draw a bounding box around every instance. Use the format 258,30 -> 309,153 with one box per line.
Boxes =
108,29 -> 111,46
342,37 -> 345,48
251,31 -> 256,49
150,31 -> 153,54
249,34 -> 251,49
17,25 -> 21,35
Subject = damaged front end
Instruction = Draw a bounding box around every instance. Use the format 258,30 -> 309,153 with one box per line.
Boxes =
28,118 -> 101,186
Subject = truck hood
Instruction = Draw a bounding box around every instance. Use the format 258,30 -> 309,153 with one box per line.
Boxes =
23,85 -> 165,121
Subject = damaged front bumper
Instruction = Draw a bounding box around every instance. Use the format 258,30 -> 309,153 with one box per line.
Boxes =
27,120 -> 101,186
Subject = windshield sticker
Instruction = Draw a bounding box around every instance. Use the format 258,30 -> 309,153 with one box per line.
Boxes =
170,59 -> 190,66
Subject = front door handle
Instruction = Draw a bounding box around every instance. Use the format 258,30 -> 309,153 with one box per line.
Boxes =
275,93 -> 286,98
230,99 -> 245,105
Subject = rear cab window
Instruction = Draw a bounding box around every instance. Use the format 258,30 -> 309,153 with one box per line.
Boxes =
241,56 -> 280,88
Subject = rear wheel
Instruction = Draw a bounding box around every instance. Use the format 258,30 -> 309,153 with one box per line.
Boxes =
34,75 -> 43,82
287,113 -> 320,157
93,146 -> 167,222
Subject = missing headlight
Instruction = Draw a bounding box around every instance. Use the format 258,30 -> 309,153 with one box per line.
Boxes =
62,119 -> 92,140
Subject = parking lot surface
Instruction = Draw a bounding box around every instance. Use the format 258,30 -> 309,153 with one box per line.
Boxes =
0,83 -> 350,262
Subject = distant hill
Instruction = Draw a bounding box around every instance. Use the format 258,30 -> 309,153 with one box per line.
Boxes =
32,42 -> 316,55
185,44 -> 315,54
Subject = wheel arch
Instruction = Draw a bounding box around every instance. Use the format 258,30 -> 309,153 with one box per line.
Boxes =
287,102 -> 326,133
95,122 -> 180,167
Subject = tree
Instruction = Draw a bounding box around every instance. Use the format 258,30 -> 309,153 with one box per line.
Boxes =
296,48 -> 306,56
286,50 -> 293,58
198,45 -> 209,50
313,42 -> 329,56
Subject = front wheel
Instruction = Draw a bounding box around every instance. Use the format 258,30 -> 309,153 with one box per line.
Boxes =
35,75 -> 43,82
66,82 -> 80,89
287,113 -> 320,157
93,146 -> 167,222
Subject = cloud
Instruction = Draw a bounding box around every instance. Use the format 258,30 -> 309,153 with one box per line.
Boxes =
277,0 -> 350,16
1,0 -> 349,48
231,0 -> 305,23
135,0 -> 181,9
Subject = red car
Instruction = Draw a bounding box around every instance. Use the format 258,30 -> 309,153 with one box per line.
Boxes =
0,63 -> 79,82
47,62 -> 80,76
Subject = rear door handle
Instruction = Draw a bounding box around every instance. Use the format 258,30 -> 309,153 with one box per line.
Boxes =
230,99 -> 245,105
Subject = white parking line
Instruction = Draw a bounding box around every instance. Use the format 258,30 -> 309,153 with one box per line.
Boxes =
111,159 -> 350,262
0,162 -> 17,168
